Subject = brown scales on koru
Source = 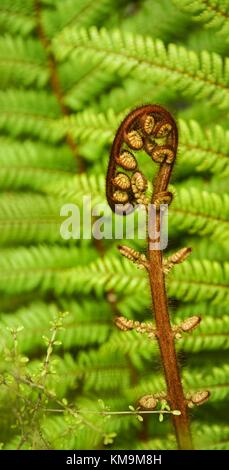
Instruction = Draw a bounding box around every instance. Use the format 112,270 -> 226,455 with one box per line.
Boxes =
106,104 -> 176,214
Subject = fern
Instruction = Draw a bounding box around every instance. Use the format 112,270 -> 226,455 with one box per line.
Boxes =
101,315 -> 229,357
0,90 -> 62,141
18,253 -> 225,305
95,78 -> 177,114
178,316 -> 229,352
126,363 -> 229,404
185,28 -> 229,56
181,237 -> 228,261
0,0 -> 228,451
0,245 -> 99,295
170,188 -> 229,241
172,0 -> 229,41
177,120 -> 229,177
122,0 -> 191,42
53,27 -> 229,109
131,423 -> 229,450
0,35 -> 48,89
0,193 -> 64,244
0,137 -> 76,191
43,0 -> 121,38
62,65 -> 119,111
0,0 -> 35,37
0,299 -> 112,353
194,423 -> 229,450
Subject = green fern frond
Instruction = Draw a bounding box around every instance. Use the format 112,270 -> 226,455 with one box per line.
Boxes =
76,349 -> 131,392
133,436 -> 176,450
194,423 -> 229,450
43,0 -> 119,38
183,363 -> 229,402
102,315 -> 229,358
0,193 -> 63,245
50,173 -> 105,203
185,28 -> 229,56
175,176 -> 224,193
46,254 -> 229,306
101,330 -> 157,362
0,0 -> 35,36
0,245 -> 96,294
0,35 -> 48,89
58,107 -> 117,145
63,67 -> 118,111
169,258 -> 229,304
41,414 -> 103,450
0,139 -> 75,191
172,0 -> 229,41
177,120 -> 229,177
204,176 -> 229,194
53,27 -> 229,109
122,0 -> 190,42
0,89 -> 62,141
0,136 -> 75,170
170,188 -> 229,241
181,238 -> 228,262
59,255 -> 146,296
178,316 -> 229,352
58,56 -> 94,92
178,99 -> 228,128
127,363 -> 229,403
0,299 -> 111,353
175,301 -> 229,321
0,242 -> 224,304
95,78 -> 177,114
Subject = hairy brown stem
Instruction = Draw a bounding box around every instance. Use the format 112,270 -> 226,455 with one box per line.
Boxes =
149,153 -> 192,450
106,104 -> 193,450
148,250 -> 192,449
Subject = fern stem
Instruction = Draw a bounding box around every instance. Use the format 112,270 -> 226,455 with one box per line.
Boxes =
106,104 -> 193,450
148,249 -> 192,449
34,0 -> 84,172
148,154 -> 192,450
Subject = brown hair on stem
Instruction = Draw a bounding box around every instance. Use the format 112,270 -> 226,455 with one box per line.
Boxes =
106,104 -> 194,450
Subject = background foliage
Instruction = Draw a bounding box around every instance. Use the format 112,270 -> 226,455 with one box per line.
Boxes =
0,0 -> 228,450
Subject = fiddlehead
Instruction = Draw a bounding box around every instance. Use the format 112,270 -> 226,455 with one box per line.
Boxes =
106,104 -> 178,214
